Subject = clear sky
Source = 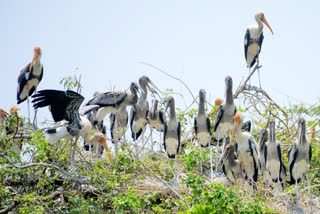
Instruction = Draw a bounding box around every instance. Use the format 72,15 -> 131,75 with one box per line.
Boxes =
1,0 -> 320,121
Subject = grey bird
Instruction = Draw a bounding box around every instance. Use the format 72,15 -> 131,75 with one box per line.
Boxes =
221,140 -> 241,184
163,96 -> 181,180
264,119 -> 286,190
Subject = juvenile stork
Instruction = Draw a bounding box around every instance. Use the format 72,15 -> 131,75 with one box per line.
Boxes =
258,129 -> 268,179
147,99 -> 165,152
85,82 -> 139,124
194,89 -> 211,174
17,46 -> 43,125
163,96 -> 181,180
110,106 -> 128,155
231,113 -> 260,189
130,76 -> 159,141
213,76 -> 236,174
264,119 -> 286,190
244,12 -> 273,87
221,137 -> 241,184
32,89 -> 113,163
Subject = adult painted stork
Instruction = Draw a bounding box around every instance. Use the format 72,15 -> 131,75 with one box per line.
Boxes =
244,12 -> 273,87
17,46 -> 43,125
163,96 -> 181,180
264,119 -> 286,190
130,76 -> 159,142
32,89 -> 113,163
85,82 -> 139,124
213,76 -> 236,174
194,89 -> 211,174
110,106 -> 128,155
147,99 -> 165,152
231,113 -> 260,189
221,138 -> 241,184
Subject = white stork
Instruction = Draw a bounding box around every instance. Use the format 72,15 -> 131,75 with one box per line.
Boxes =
244,11 -> 273,87
32,89 -> 113,163
17,46 -> 43,125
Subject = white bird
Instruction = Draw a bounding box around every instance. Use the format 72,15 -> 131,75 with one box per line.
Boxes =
32,89 -> 112,163
231,113 -> 260,189
244,12 -> 273,87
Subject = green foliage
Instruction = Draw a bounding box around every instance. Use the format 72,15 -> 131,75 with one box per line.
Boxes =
59,68 -> 82,91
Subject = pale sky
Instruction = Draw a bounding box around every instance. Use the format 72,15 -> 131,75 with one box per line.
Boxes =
1,0 -> 320,121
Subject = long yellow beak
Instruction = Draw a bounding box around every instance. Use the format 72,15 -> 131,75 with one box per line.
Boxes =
99,138 -> 113,163
230,121 -> 239,146
262,17 -> 274,35
29,55 -> 37,71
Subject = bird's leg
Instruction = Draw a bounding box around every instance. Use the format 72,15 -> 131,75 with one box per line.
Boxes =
199,145 -> 203,174
307,171 -> 313,214
240,161 -> 245,184
210,144 -> 213,180
294,165 -> 300,209
32,86 -> 38,129
248,67 -> 251,89
150,126 -> 154,154
72,137 -> 79,160
174,150 -> 177,182
27,96 -> 31,124
257,56 -> 262,89
159,132 -> 162,153
163,156 -> 168,180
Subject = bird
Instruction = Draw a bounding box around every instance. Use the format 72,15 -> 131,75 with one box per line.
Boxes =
258,128 -> 268,179
130,76 -> 159,142
163,96 -> 181,180
17,46 -> 44,125
194,89 -> 211,174
244,12 -> 273,87
84,82 -> 139,127
213,76 -> 236,175
0,108 -> 9,127
84,91 -> 107,153
221,138 -> 242,184
264,119 -> 286,190
288,118 -> 312,185
32,89 -> 112,163
110,106 -> 128,155
147,98 -> 165,152
231,113 -> 260,189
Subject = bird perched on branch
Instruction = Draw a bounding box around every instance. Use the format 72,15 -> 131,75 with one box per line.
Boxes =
244,11 -> 273,87
32,89 -> 112,163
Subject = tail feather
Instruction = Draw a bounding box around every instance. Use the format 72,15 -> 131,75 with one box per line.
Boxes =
45,126 -> 70,144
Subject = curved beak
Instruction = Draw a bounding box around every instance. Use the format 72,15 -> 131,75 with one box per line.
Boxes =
151,100 -> 158,117
29,54 -> 38,71
230,120 -> 239,146
99,137 -> 113,163
148,81 -> 163,99
262,17 -> 274,35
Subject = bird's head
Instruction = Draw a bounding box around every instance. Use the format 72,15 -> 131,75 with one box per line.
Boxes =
34,46 -> 42,55
255,11 -> 274,35
150,99 -> 159,117
139,75 -> 161,95
10,106 -> 18,113
0,108 -> 9,120
225,75 -> 233,90
215,98 -> 223,107
199,89 -> 206,102
259,128 -> 268,146
298,118 -> 306,141
230,113 -> 242,145
164,96 -> 174,112
98,133 -> 107,144
130,82 -> 140,94
30,46 -> 42,71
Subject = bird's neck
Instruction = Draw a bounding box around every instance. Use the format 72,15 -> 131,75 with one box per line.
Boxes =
169,102 -> 176,119
269,123 -> 276,142
298,127 -> 307,144
198,99 -> 205,115
225,86 -> 233,104
255,18 -> 263,32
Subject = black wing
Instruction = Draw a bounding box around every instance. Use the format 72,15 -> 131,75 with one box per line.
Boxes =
277,143 -> 283,178
244,29 -> 250,62
39,65 -> 44,82
214,105 -> 224,132
264,144 -> 267,167
86,91 -> 127,107
163,122 -> 167,151
159,110 -> 165,125
194,117 -> 198,135
206,117 -> 211,135
258,32 -> 264,55
288,144 -> 298,184
32,89 -> 84,122
309,143 -> 312,161
110,113 -> 116,144
177,122 -> 181,155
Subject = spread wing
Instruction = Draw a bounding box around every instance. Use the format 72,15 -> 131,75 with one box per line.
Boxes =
85,91 -> 127,107
32,89 -> 84,122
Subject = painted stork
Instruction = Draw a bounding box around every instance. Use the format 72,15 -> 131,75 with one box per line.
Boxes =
288,118 -> 312,185
110,106 -> 128,155
163,96 -> 181,180
264,119 -> 286,190
147,99 -> 165,152
84,82 -> 139,124
17,46 -> 43,125
244,11 -> 273,87
130,76 -> 159,141
213,76 -> 236,174
32,89 -> 112,163
231,113 -> 260,189
221,138 -> 241,184
194,89 -> 211,174
0,108 -> 9,127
